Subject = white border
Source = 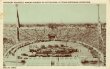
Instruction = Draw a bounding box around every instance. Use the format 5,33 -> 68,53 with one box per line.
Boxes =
0,0 -> 3,69
1,0 -> 109,69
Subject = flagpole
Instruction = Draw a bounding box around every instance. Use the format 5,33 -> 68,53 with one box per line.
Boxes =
16,4 -> 20,42
97,4 -> 105,66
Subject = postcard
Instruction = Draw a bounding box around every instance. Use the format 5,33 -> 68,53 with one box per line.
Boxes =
0,0 -> 109,69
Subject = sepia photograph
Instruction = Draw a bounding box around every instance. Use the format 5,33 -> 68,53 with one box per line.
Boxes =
3,3 -> 106,66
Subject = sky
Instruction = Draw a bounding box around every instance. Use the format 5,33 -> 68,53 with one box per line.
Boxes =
4,4 -> 106,24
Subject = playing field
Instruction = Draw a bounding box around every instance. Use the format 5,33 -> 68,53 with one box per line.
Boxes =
4,41 -> 104,66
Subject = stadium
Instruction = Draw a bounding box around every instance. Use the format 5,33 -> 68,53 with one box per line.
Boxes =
3,4 -> 106,66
